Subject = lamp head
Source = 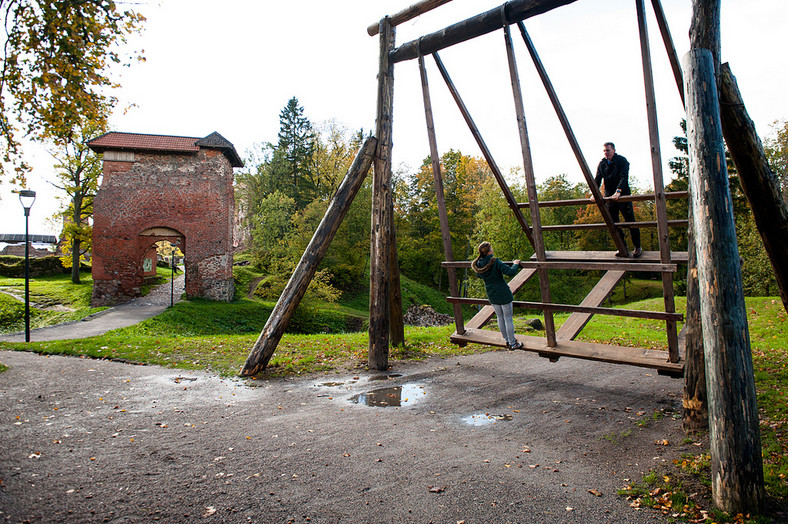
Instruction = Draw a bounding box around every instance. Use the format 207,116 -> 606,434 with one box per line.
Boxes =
16,189 -> 36,211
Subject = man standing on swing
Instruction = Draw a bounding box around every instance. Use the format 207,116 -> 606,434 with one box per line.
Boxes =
590,142 -> 642,257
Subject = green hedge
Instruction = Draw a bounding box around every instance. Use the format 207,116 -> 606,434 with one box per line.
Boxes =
0,256 -> 69,278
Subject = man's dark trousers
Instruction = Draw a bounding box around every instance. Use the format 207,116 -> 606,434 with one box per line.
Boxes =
607,200 -> 641,248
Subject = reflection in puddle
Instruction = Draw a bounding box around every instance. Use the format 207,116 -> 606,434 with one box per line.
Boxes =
350,383 -> 426,407
462,413 -> 514,426
368,373 -> 403,381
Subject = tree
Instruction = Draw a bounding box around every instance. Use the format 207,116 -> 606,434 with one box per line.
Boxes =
276,97 -> 316,209
250,191 -> 295,268
764,119 -> 788,206
395,150 -> 491,289
0,0 -> 145,183
51,120 -> 105,283
537,173 -> 584,250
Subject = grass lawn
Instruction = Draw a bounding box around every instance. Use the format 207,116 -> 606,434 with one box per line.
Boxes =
0,268 -> 172,334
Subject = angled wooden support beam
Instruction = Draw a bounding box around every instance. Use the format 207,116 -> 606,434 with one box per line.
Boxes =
650,0 -> 685,106
368,0 -> 456,36
718,63 -> 788,313
391,0 -> 578,63
418,54 -> 465,335
556,270 -> 627,341
240,137 -> 378,376
515,21 -> 629,254
432,51 -> 535,247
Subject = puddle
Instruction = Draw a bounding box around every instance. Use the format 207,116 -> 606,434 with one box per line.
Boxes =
368,373 -> 403,381
461,413 -> 514,426
350,383 -> 425,407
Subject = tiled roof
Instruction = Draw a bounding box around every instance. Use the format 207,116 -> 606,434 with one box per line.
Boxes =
87,132 -> 201,153
87,131 -> 244,168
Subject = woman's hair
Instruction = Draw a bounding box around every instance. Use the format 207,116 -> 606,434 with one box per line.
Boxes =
472,241 -> 494,273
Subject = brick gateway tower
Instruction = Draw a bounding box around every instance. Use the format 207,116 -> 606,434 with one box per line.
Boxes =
87,131 -> 243,306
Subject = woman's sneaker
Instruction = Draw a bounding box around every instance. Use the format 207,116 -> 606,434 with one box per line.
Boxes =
509,341 -> 523,350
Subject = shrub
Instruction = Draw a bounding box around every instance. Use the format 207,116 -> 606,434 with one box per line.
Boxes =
0,256 -> 70,278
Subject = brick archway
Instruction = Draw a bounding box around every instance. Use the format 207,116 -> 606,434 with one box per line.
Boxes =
88,132 -> 243,306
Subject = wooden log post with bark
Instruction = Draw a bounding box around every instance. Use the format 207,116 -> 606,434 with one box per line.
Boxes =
368,17 -> 396,370
684,47 -> 764,513
240,137 -> 378,376
718,63 -> 788,314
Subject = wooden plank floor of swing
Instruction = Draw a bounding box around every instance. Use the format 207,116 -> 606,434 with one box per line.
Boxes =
540,250 -> 688,263
450,328 -> 684,375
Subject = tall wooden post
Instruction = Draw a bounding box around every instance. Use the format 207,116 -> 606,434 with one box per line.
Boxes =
684,47 -> 764,513
503,23 -> 555,346
369,17 -> 395,370
635,0 -> 679,361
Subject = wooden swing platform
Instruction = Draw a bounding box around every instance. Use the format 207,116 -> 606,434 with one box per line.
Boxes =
444,250 -> 688,377
450,329 -> 684,376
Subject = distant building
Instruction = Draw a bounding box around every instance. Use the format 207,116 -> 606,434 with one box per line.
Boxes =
87,131 -> 243,306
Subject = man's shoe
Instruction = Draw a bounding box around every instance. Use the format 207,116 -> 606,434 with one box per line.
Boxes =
633,247 -> 643,257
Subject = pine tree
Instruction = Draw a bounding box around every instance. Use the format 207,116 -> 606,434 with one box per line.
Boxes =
276,97 -> 316,209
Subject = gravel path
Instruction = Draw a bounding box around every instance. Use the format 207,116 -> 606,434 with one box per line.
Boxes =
0,273 -> 185,343
0,346 -> 690,523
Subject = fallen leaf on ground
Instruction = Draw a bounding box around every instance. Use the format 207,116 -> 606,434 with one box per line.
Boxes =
428,486 -> 446,493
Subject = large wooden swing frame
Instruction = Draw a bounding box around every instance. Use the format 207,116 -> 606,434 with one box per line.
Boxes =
372,0 -> 688,376
241,0 -> 688,377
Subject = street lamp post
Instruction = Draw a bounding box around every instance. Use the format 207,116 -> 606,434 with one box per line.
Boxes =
16,189 -> 36,342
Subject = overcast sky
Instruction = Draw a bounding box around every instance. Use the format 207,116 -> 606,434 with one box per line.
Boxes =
3,0 -> 787,239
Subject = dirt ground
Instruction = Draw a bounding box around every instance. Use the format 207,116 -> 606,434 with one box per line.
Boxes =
0,346 -> 697,523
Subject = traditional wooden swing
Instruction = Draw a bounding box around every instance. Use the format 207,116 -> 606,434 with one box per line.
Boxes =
241,0 -> 688,377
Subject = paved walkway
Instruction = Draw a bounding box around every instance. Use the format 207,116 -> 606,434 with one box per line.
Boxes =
0,273 -> 184,343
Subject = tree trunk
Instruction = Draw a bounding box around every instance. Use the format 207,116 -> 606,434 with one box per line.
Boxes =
718,63 -> 788,314
71,238 -> 81,284
684,47 -> 764,513
71,193 -> 83,284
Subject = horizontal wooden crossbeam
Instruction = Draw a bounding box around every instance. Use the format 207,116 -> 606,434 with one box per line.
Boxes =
525,190 -> 688,208
391,0 -> 578,63
446,297 -> 683,321
449,328 -> 684,375
442,260 -> 677,272
367,0 -> 455,36
541,220 -> 688,231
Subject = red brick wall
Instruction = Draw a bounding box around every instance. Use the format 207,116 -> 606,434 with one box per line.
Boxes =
91,149 -> 235,306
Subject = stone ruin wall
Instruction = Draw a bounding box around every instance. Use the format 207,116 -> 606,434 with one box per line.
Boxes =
91,148 -> 235,306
